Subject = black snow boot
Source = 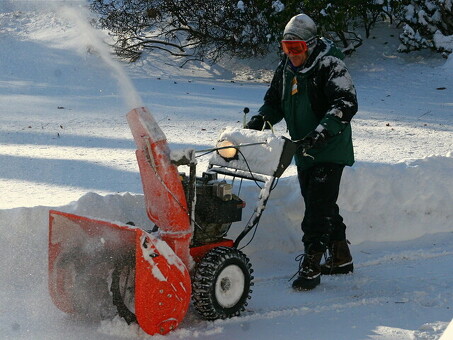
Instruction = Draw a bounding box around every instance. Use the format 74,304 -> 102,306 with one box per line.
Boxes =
321,240 -> 353,275
292,250 -> 324,291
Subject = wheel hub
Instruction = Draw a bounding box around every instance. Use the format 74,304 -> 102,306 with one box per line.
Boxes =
215,264 -> 245,308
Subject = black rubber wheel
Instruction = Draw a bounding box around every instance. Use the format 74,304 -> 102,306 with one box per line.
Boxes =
192,246 -> 254,320
110,255 -> 137,324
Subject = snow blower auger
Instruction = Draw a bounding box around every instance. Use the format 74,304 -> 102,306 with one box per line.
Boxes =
48,107 -> 296,336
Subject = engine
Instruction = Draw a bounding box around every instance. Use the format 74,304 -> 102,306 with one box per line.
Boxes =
180,171 -> 245,245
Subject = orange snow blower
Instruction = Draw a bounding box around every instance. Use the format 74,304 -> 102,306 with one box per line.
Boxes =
48,107 -> 296,335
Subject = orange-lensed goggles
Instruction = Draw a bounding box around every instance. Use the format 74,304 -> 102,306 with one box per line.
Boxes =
281,40 -> 308,55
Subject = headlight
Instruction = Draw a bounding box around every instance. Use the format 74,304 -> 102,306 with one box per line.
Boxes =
216,140 -> 238,161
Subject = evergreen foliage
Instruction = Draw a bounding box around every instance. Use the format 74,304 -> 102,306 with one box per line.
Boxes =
398,0 -> 453,54
90,0 -> 289,63
88,0 -> 451,63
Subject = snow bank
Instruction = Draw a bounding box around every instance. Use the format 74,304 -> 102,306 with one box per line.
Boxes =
1,154 -> 451,293
341,154 -> 453,244
239,153 -> 453,253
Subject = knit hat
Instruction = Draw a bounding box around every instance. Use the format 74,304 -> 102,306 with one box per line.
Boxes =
283,14 -> 317,43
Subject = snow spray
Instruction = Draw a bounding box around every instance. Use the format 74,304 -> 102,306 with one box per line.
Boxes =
58,2 -> 143,109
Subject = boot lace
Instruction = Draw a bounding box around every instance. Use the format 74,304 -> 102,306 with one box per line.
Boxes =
289,252 -> 328,281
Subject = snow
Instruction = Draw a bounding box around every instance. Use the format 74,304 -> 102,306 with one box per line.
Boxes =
434,30 -> 453,53
272,1 -> 285,13
209,127 -> 288,176
0,1 -> 452,340
140,233 -> 187,281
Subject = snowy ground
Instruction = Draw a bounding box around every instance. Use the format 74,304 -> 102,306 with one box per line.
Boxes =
0,2 -> 452,340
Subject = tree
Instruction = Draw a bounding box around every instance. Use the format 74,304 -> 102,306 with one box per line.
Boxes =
298,0 -> 363,52
90,0 -> 418,63
381,0 -> 406,24
356,0 -> 387,38
90,0 -> 286,63
398,0 -> 453,55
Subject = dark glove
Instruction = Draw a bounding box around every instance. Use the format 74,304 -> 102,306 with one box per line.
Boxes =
296,129 -> 328,153
245,115 -> 271,130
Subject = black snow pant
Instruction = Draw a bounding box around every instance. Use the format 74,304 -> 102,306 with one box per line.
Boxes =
297,163 -> 347,253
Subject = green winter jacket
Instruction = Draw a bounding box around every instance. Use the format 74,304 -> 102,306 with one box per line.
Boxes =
258,38 -> 358,170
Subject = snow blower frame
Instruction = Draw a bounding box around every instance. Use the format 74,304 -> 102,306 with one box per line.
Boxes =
48,107 -> 296,335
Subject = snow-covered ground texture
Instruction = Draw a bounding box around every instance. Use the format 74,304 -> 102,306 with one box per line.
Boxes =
1,1 -> 452,339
